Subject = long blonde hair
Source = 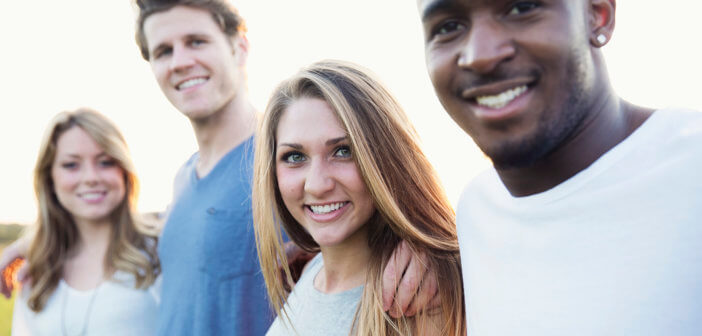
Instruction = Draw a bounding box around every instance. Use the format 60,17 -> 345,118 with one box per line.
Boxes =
26,108 -> 160,312
254,60 -> 465,335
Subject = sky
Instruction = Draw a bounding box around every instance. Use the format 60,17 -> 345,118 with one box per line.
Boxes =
1,1 -> 701,224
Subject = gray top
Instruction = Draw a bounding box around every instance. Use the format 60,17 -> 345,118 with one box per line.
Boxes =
266,254 -> 364,336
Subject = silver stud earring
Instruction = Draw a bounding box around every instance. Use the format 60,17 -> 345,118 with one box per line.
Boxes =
596,34 -> 607,45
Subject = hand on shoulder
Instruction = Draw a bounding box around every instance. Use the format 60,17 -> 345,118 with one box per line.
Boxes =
381,240 -> 441,318
1,237 -> 31,298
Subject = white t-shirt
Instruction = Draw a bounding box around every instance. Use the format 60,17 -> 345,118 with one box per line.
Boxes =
456,108 -> 702,335
12,272 -> 159,336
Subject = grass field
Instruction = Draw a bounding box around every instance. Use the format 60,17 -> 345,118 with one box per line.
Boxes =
0,294 -> 12,336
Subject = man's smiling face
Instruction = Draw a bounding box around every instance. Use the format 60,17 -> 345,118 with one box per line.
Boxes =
419,0 -> 598,169
144,5 -> 247,121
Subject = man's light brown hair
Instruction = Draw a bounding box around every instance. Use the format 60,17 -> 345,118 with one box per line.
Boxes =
134,0 -> 246,60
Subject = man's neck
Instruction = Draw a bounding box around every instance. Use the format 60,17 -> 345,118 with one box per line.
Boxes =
190,94 -> 257,178
496,94 -> 653,197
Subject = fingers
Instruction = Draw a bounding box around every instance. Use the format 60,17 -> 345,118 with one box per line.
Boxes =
289,251 -> 317,284
1,273 -> 11,299
17,262 -> 29,284
404,265 -> 439,316
284,241 -> 301,261
1,245 -> 20,299
389,249 -> 428,318
427,292 -> 442,314
0,238 -> 30,299
1,258 -> 26,299
382,240 -> 412,312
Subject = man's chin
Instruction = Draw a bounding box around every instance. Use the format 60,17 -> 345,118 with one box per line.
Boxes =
482,139 -> 553,170
178,106 -> 215,120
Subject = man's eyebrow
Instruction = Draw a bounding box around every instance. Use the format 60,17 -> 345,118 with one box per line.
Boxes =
421,0 -> 462,22
150,33 -> 209,54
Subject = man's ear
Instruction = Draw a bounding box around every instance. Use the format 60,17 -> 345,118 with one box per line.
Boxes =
231,34 -> 250,66
588,0 -> 616,47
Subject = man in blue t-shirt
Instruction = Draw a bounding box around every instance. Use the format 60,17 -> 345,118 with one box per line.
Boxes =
133,1 -> 267,334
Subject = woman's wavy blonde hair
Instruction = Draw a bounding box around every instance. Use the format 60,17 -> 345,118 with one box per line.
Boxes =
25,108 -> 160,312
254,60 -> 465,335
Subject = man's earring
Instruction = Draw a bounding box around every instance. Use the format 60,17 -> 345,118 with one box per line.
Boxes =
596,34 -> 607,45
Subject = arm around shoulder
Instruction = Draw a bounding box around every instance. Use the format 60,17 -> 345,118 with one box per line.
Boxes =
1,236 -> 31,298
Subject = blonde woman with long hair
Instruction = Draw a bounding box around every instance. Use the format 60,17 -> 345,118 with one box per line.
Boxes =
254,60 -> 465,335
10,108 -> 160,335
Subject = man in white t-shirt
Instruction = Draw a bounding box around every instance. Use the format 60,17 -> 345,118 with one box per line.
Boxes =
417,0 -> 702,334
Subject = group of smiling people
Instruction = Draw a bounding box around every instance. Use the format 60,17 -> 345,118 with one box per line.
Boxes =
4,0 -> 702,335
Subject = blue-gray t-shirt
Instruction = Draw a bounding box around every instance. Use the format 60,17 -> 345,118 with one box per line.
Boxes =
156,136 -> 273,335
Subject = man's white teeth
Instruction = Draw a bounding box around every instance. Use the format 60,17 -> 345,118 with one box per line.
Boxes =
80,192 -> 104,200
476,85 -> 528,109
310,202 -> 345,215
178,78 -> 206,90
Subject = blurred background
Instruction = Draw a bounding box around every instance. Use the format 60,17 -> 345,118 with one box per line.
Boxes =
1,0 -> 701,333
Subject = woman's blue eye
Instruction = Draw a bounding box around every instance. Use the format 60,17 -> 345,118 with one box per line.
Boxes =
99,159 -> 117,167
61,162 -> 77,169
284,152 -> 305,163
334,146 -> 352,158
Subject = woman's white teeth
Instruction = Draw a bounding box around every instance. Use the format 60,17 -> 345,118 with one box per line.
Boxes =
476,85 -> 528,109
80,192 -> 104,200
310,202 -> 345,214
178,78 -> 206,90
